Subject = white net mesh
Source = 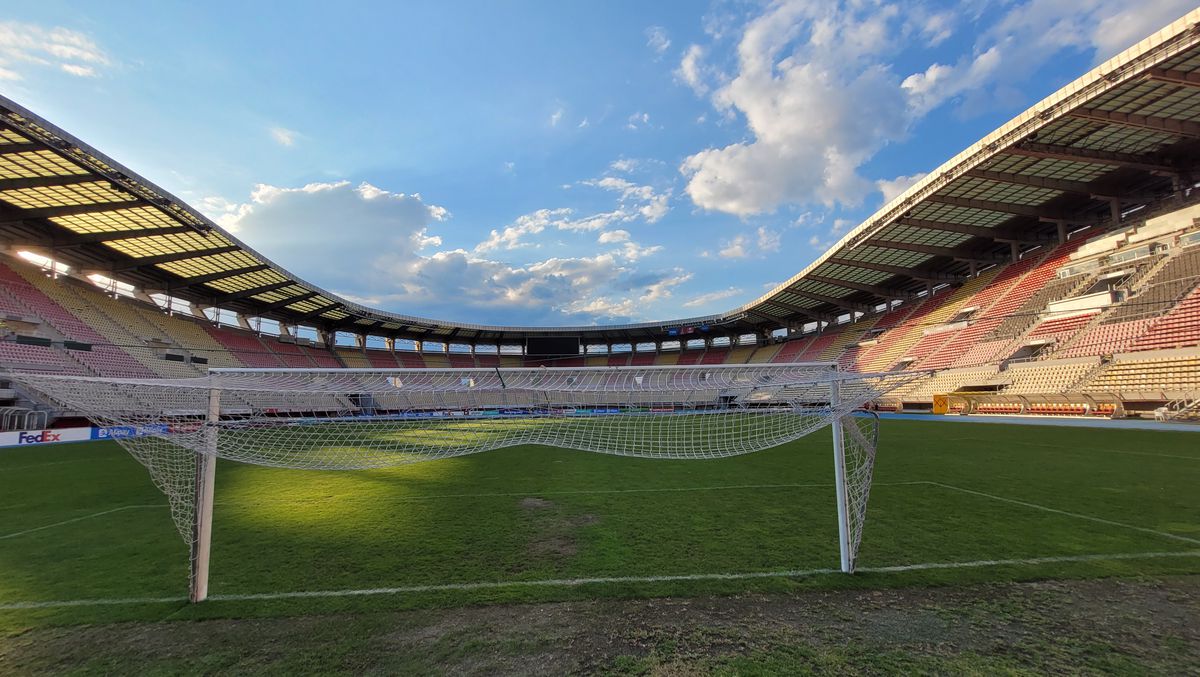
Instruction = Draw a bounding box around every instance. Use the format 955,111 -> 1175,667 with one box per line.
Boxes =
14,364 -> 920,580
841,411 -> 880,570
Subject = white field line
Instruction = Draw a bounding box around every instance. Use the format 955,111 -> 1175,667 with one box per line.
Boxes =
0,505 -> 164,541
920,480 -> 1200,546
2,550 -> 1197,610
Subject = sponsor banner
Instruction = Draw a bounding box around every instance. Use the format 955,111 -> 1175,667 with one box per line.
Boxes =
0,427 -> 93,447
91,424 -> 171,440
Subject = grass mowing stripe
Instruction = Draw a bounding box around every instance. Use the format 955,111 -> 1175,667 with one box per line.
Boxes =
924,481 -> 1200,546
3,550 -> 1197,610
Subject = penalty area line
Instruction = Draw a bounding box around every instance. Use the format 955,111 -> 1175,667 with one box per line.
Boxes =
2,550 -> 1198,610
918,481 -> 1200,546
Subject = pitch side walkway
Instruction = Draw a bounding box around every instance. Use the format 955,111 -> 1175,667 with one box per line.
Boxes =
878,412 -> 1200,433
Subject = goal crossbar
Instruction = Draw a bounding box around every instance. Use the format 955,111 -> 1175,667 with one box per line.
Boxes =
11,363 -> 923,601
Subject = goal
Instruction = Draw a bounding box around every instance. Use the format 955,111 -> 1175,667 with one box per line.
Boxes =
14,363 -> 921,601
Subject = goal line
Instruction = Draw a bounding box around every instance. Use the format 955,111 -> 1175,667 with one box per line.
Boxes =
2,550 -> 1197,611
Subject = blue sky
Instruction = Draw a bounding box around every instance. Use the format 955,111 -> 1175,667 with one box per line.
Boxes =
1,0 -> 1194,326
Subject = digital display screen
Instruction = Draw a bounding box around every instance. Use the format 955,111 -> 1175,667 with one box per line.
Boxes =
526,336 -> 581,357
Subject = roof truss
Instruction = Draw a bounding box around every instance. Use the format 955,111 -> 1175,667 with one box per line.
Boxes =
177,264 -> 271,286
824,257 -> 966,283
1004,142 -> 1184,174
211,280 -> 294,304
805,274 -> 916,300
891,217 -> 1035,242
0,174 -> 106,191
963,168 -> 1097,195
1144,68 -> 1200,88
0,142 -> 42,155
258,291 -> 320,313
924,194 -> 1070,219
866,239 -> 1009,263
1070,107 -> 1200,139
109,245 -> 241,271
17,200 -> 145,219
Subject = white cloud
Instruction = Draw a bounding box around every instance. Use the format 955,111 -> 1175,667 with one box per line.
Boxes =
609,158 -> 639,173
616,241 -> 663,261
716,226 -> 783,260
59,63 -> 96,77
269,126 -> 299,147
213,180 -> 448,290
901,0 -> 1195,116
683,287 -> 743,308
645,26 -> 671,55
676,44 -> 712,95
756,226 -> 781,253
876,172 -> 928,204
580,175 -> 672,224
680,2 -> 910,216
216,180 -> 689,325
626,112 -> 650,130
475,207 -> 570,252
578,117 -> 589,128
678,0 -> 1191,218
718,234 -> 749,259
641,272 -> 693,303
549,107 -> 564,126
598,230 -> 630,244
0,21 -> 110,81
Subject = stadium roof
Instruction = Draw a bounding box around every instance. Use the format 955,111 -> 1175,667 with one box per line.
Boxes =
3,12 -> 1200,345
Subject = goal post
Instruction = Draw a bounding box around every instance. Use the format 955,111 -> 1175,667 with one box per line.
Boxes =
13,363 -> 919,598
189,387 -> 220,603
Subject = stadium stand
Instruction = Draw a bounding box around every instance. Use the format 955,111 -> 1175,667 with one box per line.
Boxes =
999,356 -> 1101,395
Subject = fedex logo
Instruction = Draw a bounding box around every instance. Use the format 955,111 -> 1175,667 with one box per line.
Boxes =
18,430 -> 62,444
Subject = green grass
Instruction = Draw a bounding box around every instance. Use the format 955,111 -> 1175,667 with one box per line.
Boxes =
0,419 -> 1198,630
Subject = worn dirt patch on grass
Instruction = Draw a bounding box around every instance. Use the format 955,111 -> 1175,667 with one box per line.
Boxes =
2,576 -> 1196,675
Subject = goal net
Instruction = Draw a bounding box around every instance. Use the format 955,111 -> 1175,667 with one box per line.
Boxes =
13,363 -> 921,599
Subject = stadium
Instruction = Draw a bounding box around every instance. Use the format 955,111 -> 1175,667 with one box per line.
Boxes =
1,7 -> 1199,674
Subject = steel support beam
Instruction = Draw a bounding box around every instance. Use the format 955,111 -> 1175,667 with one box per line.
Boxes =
1071,107 -> 1200,139
18,200 -> 144,219
867,239 -> 1008,263
964,168 -> 1095,195
825,257 -> 966,283
924,194 -> 1070,220
178,264 -> 271,286
787,289 -> 871,312
0,142 -> 42,155
61,225 -> 196,245
296,302 -> 342,321
212,281 -> 294,304
109,246 -> 240,271
1144,68 -> 1200,88
1004,142 -> 1182,174
892,217 -> 1041,242
760,298 -> 826,320
805,274 -> 916,300
258,291 -> 321,313
743,308 -> 781,325
0,174 -> 102,191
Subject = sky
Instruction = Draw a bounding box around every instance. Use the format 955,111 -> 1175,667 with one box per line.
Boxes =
0,0 -> 1195,327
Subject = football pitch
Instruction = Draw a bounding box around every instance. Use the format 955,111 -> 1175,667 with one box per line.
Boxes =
1,418 -> 1197,630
